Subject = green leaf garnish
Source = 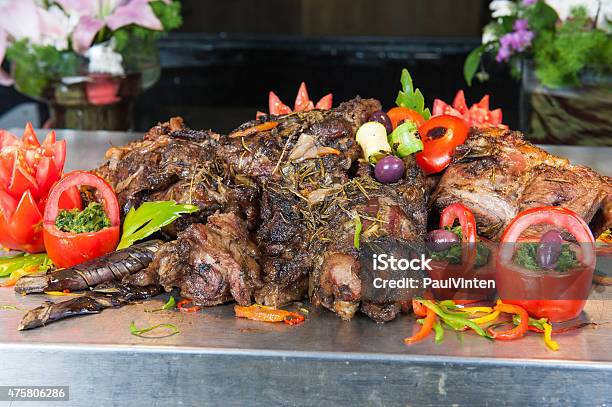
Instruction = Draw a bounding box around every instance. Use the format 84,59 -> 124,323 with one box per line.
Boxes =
353,215 -> 362,250
129,321 -> 180,338
464,45 -> 484,86
145,296 -> 176,313
117,201 -> 199,250
395,69 -> 431,120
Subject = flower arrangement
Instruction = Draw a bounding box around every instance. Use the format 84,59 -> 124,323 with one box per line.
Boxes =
465,0 -> 612,88
0,0 -> 182,99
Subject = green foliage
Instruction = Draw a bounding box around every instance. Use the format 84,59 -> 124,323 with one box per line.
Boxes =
464,45 -> 484,86
395,68 -> 431,120
524,0 -> 558,32
6,40 -> 80,97
534,7 -> 612,88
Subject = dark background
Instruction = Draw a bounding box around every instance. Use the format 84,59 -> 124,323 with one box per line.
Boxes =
0,0 -> 519,133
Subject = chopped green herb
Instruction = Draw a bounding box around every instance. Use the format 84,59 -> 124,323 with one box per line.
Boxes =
145,296 -> 177,313
513,243 -> 578,273
427,226 -> 490,267
395,69 -> 431,120
129,321 -> 180,338
117,201 -> 199,250
55,202 -> 110,234
353,215 -> 362,250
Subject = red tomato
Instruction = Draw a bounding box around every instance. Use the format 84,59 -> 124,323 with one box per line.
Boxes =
263,84 -> 333,117
432,90 -> 505,128
268,91 -> 292,116
315,93 -> 333,110
496,207 -> 595,322
294,82 -> 315,112
0,124 -> 76,252
416,115 -> 469,174
43,171 -> 120,268
386,107 -> 425,129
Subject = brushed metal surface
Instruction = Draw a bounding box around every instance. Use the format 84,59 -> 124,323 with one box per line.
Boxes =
0,131 -> 610,406
0,288 -> 611,407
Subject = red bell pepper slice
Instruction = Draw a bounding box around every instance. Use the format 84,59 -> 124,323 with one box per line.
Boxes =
43,171 -> 120,268
387,107 -> 425,129
416,115 -> 469,174
497,207 -> 596,322
487,301 -> 529,340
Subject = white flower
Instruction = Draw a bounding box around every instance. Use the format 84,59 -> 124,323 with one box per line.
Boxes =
482,24 -> 499,44
86,40 -> 125,76
490,0 -> 516,18
547,0 -> 611,30
38,5 -> 75,51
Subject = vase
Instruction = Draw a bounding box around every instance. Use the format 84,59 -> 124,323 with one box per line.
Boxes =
519,61 -> 612,146
12,37 -> 161,131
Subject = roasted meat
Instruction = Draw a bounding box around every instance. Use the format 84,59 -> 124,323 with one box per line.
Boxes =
126,213 -> 262,306
96,97 -> 427,321
95,117 -> 260,232
308,158 -> 427,321
249,98 -> 382,307
431,127 -> 612,240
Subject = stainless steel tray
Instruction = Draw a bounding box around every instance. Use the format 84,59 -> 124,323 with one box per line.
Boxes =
0,131 -> 610,407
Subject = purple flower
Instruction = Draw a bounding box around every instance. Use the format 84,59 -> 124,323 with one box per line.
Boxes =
522,0 -> 537,6
496,42 -> 512,62
513,18 -> 529,32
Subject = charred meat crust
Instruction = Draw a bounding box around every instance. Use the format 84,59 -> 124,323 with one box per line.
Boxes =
92,99 -> 425,322
144,213 -> 261,307
432,127 -> 612,240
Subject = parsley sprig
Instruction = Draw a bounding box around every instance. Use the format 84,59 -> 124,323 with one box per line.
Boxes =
395,69 -> 431,120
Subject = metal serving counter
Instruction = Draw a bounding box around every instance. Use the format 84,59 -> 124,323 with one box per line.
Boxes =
0,131 -> 611,407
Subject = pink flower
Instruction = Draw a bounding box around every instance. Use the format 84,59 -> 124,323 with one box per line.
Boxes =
57,0 -> 167,53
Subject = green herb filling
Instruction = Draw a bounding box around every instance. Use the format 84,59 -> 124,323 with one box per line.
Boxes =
513,242 -> 578,273
55,203 -> 111,234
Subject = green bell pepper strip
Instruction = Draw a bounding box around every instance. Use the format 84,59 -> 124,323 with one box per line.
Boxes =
416,318 -> 445,344
433,321 -> 445,344
416,299 -> 491,338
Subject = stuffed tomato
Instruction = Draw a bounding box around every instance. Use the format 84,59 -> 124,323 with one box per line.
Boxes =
43,171 -> 120,268
426,203 -> 495,301
496,207 -> 596,322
